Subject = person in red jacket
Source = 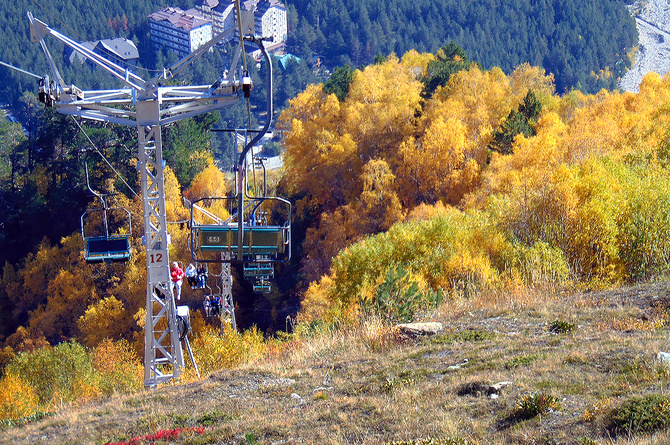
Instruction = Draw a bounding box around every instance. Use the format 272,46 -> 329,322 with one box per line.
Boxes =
170,262 -> 185,300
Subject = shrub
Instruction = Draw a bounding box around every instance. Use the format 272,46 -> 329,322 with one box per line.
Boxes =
504,354 -> 538,369
607,394 -> 670,436
0,346 -> 15,378
514,393 -> 561,420
5,341 -> 101,408
92,339 -> 142,395
0,371 -> 39,421
191,324 -> 266,377
501,241 -> 570,286
549,320 -> 577,334
361,265 -> 443,323
197,410 -> 233,426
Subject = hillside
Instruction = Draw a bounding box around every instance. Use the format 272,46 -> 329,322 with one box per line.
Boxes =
3,282 -> 670,444
0,0 -> 638,110
287,0 -> 637,93
620,0 -> 670,92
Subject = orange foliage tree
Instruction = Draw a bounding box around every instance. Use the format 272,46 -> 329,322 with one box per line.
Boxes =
296,58 -> 670,323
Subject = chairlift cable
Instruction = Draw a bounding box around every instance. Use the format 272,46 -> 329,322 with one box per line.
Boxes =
31,0 -> 90,44
235,0 -> 248,74
233,0 -> 258,195
70,116 -> 141,200
0,61 -> 42,79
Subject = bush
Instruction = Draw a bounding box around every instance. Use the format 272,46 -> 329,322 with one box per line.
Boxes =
0,371 -> 39,421
361,265 -> 443,323
608,394 -> 670,436
549,320 -> 577,334
191,324 -> 266,377
514,393 -> 561,420
92,339 -> 142,395
5,341 -> 101,408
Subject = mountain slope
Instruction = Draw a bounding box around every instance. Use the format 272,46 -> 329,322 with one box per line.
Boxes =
620,0 -> 670,92
3,282 -> 670,445
287,0 -> 638,93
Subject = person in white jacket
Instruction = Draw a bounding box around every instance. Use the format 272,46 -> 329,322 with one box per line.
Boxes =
185,263 -> 197,288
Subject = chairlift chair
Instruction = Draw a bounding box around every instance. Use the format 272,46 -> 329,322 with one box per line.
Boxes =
81,203 -> 132,263
80,157 -> 132,263
189,195 -> 291,265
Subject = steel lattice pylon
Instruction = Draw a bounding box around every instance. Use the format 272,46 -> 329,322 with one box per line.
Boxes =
27,11 -> 264,386
219,252 -> 237,333
138,123 -> 185,384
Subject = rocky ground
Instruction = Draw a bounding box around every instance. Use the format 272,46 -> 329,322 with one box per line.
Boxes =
4,282 -> 670,444
620,0 -> 670,92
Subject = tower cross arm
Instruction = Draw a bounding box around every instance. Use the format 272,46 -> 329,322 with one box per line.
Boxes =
27,12 -> 147,92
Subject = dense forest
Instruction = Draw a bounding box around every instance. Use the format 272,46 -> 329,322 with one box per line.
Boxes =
286,0 -> 638,93
0,0 -> 639,111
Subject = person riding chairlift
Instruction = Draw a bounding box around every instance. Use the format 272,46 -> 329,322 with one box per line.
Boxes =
203,295 -> 212,317
197,263 -> 208,289
170,262 -> 184,300
185,263 -> 197,288
211,295 -> 221,317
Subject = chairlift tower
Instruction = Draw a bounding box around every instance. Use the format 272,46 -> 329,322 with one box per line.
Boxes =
27,11 -> 271,387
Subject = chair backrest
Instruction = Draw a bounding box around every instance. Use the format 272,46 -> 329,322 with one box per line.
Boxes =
85,236 -> 131,262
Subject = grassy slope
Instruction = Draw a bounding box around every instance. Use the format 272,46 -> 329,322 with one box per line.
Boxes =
4,282 -> 670,445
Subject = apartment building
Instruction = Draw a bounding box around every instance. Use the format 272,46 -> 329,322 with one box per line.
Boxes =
196,0 -> 237,43
255,0 -> 287,48
148,7 -> 213,58
196,0 -> 287,49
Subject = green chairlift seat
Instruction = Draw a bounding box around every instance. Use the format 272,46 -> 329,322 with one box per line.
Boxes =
243,262 -> 275,279
195,225 -> 287,257
84,235 -> 131,262
81,205 -> 133,264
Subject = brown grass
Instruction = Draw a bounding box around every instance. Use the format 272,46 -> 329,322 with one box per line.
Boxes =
5,282 -> 670,444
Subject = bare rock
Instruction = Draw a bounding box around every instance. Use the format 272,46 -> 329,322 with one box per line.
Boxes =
488,381 -> 512,396
396,322 -> 444,337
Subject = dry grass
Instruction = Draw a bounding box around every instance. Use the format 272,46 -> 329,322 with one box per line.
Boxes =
5,282 -> 670,444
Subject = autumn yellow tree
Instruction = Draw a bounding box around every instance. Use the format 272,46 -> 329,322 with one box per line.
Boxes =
184,156 -> 232,225
396,116 -> 481,206
344,54 -> 423,162
28,269 -> 97,344
301,159 -> 404,284
77,296 -> 133,347
279,84 -> 359,217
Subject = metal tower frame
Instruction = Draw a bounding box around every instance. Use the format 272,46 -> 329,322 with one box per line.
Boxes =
27,11 -> 266,386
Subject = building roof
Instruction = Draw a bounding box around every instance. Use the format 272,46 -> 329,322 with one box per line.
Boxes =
97,38 -> 139,60
67,38 -> 138,64
277,54 -> 299,69
256,0 -> 286,14
149,7 -> 212,31
212,1 -> 235,14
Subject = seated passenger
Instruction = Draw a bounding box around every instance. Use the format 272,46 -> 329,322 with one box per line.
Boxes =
197,264 -> 208,289
170,262 -> 184,300
185,263 -> 197,288
211,295 -> 221,317
203,296 -> 212,317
